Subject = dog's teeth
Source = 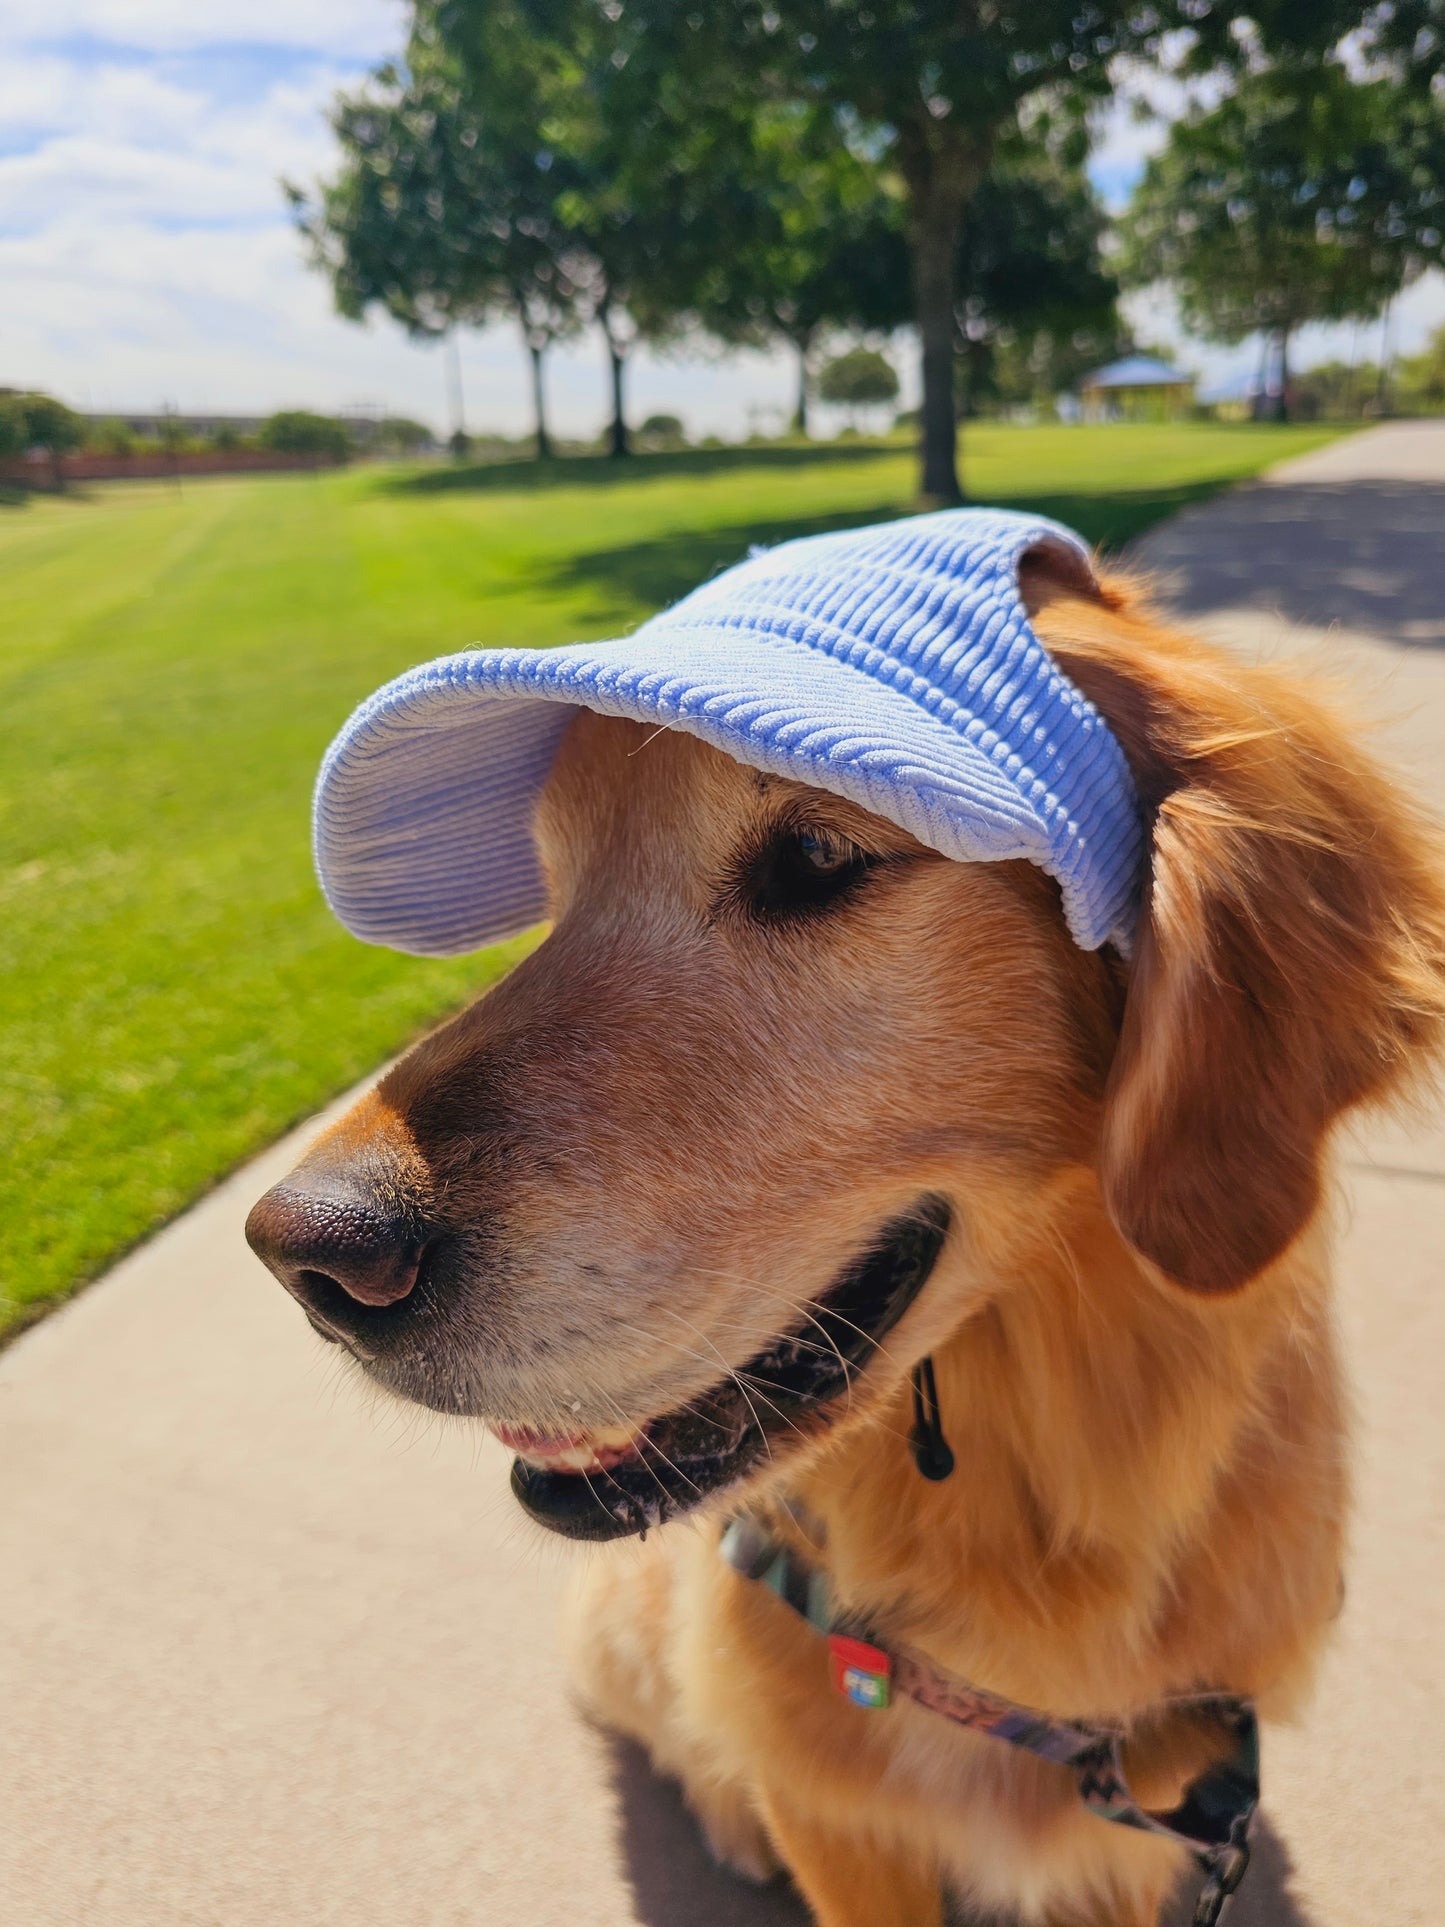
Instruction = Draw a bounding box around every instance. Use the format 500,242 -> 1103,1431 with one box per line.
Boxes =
492,1419 -> 642,1472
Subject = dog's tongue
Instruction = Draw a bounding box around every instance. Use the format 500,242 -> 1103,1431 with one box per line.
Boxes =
490,1420 -> 643,1473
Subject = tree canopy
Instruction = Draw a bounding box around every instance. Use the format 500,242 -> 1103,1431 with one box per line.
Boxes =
1119,57 -> 1444,417
817,346 -> 899,418
291,1 -> 1426,479
424,0 -> 1371,495
288,32 -> 581,457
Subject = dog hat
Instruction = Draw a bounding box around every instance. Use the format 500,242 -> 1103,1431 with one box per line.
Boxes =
314,508 -> 1144,956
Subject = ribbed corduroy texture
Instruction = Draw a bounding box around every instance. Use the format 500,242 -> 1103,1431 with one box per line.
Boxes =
314,508 -> 1144,956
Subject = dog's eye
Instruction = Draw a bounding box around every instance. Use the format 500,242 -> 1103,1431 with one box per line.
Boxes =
796,829 -> 857,876
725,823 -> 875,924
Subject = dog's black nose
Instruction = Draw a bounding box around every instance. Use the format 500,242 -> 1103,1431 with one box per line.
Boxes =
246,1182 -> 426,1320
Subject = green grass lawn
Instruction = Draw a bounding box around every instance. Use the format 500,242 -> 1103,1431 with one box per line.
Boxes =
0,421 -> 1347,1336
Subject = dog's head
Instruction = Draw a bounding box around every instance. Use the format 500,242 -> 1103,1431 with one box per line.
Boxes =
248,562 -> 1445,1539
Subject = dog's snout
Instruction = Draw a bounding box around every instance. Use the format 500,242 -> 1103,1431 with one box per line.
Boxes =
246,1183 -> 426,1314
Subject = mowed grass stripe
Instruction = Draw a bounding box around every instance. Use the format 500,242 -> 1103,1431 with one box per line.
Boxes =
0,424 -> 1347,1332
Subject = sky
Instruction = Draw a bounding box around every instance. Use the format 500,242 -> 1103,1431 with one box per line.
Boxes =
2,2 -> 1442,439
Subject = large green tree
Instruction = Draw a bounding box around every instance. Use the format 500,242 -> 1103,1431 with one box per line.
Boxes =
485,0 -> 1356,501
7,393 -> 85,487
1120,59 -> 1444,419
617,97 -> 909,436
289,42 -> 581,457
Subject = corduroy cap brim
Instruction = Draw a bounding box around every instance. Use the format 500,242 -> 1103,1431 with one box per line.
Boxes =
314,508 -> 1144,958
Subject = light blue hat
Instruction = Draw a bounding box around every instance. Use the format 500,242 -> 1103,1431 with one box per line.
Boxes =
314,508 -> 1144,957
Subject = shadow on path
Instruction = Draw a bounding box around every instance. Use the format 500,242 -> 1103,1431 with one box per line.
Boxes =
608,1738 -> 809,1927
608,1740 -> 1316,1927
1134,481 -> 1445,646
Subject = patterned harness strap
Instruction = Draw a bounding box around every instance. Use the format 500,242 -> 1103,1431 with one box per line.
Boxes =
720,1516 -> 1257,1927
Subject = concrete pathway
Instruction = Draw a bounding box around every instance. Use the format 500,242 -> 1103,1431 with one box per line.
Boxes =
4,423 -> 1443,1926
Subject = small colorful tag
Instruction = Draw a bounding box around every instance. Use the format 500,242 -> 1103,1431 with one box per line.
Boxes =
828,1633 -> 892,1710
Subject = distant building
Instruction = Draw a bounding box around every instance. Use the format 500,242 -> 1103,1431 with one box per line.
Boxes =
1078,356 -> 1195,422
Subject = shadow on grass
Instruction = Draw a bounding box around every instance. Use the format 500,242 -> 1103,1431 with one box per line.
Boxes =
385,440 -> 903,495
534,480 -> 1232,630
542,502 -> 905,626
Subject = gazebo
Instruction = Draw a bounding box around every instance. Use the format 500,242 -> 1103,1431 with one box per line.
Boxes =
1078,355 -> 1195,421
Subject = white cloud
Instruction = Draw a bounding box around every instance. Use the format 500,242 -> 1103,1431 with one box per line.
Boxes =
0,1 -> 407,57
0,78 -> 347,232
0,9 -> 796,435
0,204 -> 797,435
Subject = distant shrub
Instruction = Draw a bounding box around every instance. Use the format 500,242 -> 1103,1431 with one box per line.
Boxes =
258,411 -> 352,461
637,412 -> 687,449
447,428 -> 472,460
89,418 -> 139,456
211,424 -> 245,451
817,348 -> 899,417
21,393 -> 85,454
374,415 -> 435,454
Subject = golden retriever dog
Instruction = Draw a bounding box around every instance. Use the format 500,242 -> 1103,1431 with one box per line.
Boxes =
248,551 -> 1445,1926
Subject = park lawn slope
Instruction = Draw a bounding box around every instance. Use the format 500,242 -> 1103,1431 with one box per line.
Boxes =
0,422 -> 1347,1334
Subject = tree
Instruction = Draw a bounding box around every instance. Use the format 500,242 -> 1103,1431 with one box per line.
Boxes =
373,415 -> 437,453
429,0 -> 715,458
17,393 -> 84,486
617,95 -> 909,436
1119,61 -> 1443,419
817,346 -> 899,426
636,413 -> 687,448
538,1 -> 1359,502
289,40 -> 581,459
953,130 -> 1122,417
0,395 -> 26,464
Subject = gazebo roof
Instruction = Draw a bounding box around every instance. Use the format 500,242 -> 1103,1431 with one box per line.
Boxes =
1081,355 -> 1193,390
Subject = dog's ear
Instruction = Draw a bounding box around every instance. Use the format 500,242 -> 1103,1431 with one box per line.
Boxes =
1025,557 -> 1445,1293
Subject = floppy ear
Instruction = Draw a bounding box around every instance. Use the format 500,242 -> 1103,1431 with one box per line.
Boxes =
1028,562 -> 1445,1293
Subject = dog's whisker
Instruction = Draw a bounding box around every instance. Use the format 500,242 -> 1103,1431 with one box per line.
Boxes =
627,1311 -> 783,1465
588,1372 -> 701,1506
682,1266 -> 905,1389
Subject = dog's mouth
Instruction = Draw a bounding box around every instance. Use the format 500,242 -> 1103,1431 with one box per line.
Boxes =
504,1195 -> 951,1542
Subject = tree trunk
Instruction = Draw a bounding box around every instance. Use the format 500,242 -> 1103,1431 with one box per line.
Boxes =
607,335 -> 629,458
1274,326 -> 1291,423
910,206 -> 961,500
1375,300 -> 1394,417
900,126 -> 987,505
527,339 -> 552,461
792,336 -> 811,436
1250,331 -> 1271,422
445,333 -> 466,447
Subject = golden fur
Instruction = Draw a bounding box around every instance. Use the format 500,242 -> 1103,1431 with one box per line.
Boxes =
274,557 -> 1445,1924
